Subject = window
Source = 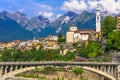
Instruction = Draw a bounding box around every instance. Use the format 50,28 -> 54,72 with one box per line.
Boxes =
97,17 -> 99,20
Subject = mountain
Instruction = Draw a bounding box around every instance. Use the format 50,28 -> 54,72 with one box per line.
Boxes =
0,11 -> 28,27
48,11 -> 79,34
74,11 -> 96,30
50,11 -> 78,28
35,11 -> 97,37
0,10 -> 98,41
27,11 -> 79,37
0,14 -> 33,42
26,15 -> 50,31
45,11 -> 96,36
7,11 -> 28,27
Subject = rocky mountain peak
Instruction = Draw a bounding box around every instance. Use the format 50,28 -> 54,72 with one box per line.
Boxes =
26,15 -> 50,31
0,10 -> 8,16
64,11 -> 78,18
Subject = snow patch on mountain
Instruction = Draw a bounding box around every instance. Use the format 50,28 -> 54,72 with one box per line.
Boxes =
61,16 -> 70,24
56,27 -> 61,33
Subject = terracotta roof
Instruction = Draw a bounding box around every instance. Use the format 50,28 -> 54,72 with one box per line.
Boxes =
117,15 -> 120,17
74,29 -> 95,34
0,42 -> 4,44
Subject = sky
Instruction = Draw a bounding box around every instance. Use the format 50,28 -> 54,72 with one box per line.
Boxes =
0,0 -> 120,20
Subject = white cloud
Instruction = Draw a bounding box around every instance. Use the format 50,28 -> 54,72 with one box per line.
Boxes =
38,11 -> 42,15
87,0 -> 98,10
38,11 -> 53,18
43,12 -> 53,18
18,9 -> 24,12
61,0 -> 120,16
61,0 -> 87,14
56,14 -> 62,18
35,3 -> 53,11
99,0 -> 120,15
0,0 -> 53,17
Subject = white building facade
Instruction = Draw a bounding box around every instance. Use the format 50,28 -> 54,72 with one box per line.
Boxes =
66,4 -> 101,43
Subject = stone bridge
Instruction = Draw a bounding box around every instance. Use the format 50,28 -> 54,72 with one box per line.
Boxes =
0,61 -> 119,80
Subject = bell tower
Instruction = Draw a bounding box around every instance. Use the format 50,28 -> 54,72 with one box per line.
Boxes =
96,4 -> 101,32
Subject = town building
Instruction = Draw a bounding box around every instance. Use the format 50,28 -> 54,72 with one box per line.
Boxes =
0,42 -> 4,50
32,39 -> 41,50
44,40 -> 59,50
66,4 -> 101,43
45,35 -> 58,41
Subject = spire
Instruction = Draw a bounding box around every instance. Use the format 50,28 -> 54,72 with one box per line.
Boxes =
96,3 -> 100,11
97,3 -> 99,8
71,24 -> 75,27
96,3 -> 101,32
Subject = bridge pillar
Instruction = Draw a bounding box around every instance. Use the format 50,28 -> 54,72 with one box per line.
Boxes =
96,66 -> 99,70
15,66 -> 18,70
114,66 -> 118,80
110,66 -> 114,76
20,65 -> 23,69
0,66 -> 3,76
10,66 -> 13,72
5,66 -> 8,74
117,65 -> 120,80
103,66 -> 106,72
100,66 -> 104,71
107,66 -> 111,73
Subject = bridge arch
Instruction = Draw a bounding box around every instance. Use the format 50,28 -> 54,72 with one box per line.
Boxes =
81,66 -> 115,80
0,66 -> 116,80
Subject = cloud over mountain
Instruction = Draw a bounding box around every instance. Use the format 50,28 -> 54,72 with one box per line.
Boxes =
99,0 -> 120,15
0,0 -> 120,21
61,0 -> 88,14
61,0 -> 120,16
0,0 -> 53,17
38,12 -> 53,18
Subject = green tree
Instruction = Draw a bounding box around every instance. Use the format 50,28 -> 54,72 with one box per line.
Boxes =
79,41 -> 103,58
102,16 -> 117,38
63,51 -> 76,61
106,31 -> 120,51
73,68 -> 83,76
1,49 -> 12,61
57,32 -> 66,42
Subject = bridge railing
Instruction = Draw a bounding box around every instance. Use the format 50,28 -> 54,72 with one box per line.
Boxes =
0,61 -> 118,66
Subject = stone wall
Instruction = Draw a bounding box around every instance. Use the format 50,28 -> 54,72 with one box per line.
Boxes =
18,70 -> 104,80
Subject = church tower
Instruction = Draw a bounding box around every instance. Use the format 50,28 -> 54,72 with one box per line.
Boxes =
96,4 -> 101,32
66,24 -> 78,42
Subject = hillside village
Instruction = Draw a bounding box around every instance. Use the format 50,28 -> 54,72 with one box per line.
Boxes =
0,5 -> 120,62
0,5 -> 101,52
